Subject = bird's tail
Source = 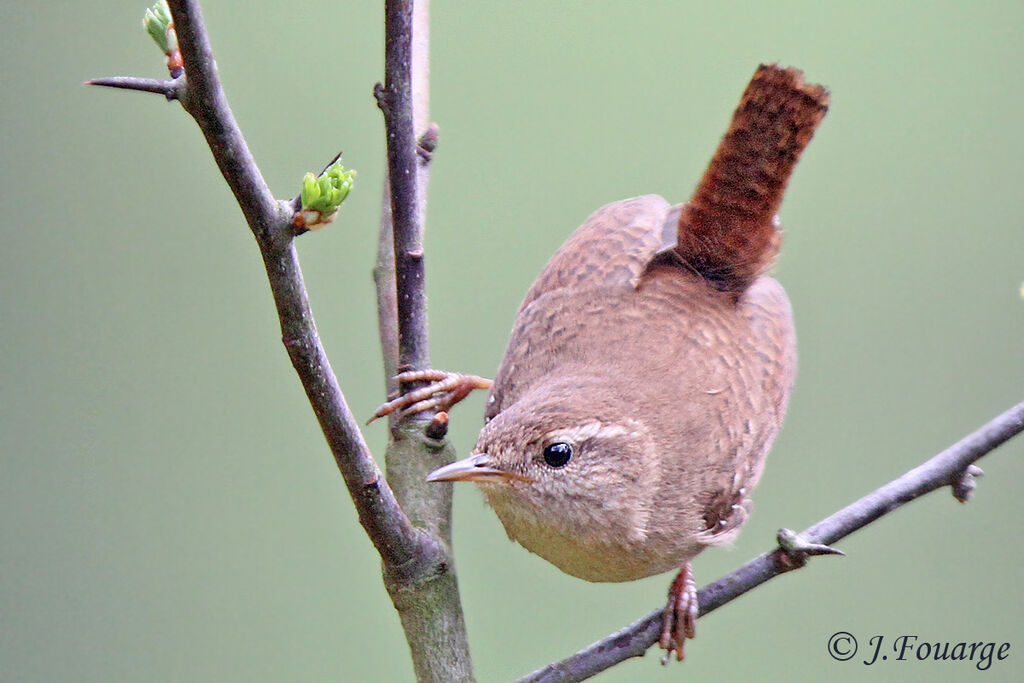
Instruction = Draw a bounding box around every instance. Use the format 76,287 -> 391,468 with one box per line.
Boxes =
675,64 -> 829,293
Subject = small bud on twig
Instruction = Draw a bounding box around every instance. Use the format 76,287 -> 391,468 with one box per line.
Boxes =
417,123 -> 440,161
425,411 -> 449,440
951,464 -> 984,503
143,1 -> 182,77
293,159 -> 356,231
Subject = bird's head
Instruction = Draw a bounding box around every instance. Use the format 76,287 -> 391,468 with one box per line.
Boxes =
426,386 -> 660,579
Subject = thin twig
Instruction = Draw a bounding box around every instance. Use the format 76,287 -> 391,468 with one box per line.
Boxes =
91,0 -> 469,677
374,2 -> 475,681
85,76 -> 180,99
165,0 -> 279,243
375,174 -> 400,406
517,400 -> 1024,683
139,0 -> 434,577
378,0 -> 431,385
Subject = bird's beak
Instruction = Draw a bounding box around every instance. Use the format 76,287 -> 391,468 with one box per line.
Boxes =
426,453 -> 533,483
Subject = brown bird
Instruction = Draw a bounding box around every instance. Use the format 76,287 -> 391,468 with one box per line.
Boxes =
377,64 -> 829,660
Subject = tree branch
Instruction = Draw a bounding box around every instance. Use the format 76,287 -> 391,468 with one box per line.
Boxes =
92,1 -> 472,678
374,2 -> 476,681
375,175 -> 400,404
90,0 -> 438,581
378,0 -> 431,381
164,0 -> 442,579
517,399 -> 1024,683
164,0 -> 281,244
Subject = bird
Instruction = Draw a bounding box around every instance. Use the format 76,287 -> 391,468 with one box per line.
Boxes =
375,63 -> 829,661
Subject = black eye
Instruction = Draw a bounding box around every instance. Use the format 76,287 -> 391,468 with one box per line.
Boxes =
543,442 -> 573,468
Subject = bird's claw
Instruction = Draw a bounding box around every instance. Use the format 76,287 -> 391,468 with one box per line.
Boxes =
660,562 -> 698,663
368,370 -> 492,424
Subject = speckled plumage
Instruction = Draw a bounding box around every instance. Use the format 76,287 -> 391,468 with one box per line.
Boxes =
476,195 -> 796,581
423,64 -> 829,659
467,65 -> 828,587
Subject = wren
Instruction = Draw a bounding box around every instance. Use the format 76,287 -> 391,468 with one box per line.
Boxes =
380,64 -> 829,660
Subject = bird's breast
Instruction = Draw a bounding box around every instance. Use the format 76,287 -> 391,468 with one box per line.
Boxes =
481,270 -> 795,582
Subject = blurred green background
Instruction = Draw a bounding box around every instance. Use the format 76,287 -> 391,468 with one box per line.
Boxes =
3,1 -> 1022,681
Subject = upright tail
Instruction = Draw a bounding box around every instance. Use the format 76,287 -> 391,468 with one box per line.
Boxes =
675,64 -> 829,294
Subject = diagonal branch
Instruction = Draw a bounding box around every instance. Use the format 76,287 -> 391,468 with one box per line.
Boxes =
91,1 -> 472,679
518,400 -> 1024,683
89,0 -> 436,580
164,0 -> 438,579
165,0 -> 280,244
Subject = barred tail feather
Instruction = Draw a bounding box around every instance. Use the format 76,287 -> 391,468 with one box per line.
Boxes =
676,64 -> 829,293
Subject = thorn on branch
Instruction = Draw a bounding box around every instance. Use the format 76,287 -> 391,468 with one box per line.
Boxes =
85,76 -> 181,101
951,464 -> 984,503
775,528 -> 844,571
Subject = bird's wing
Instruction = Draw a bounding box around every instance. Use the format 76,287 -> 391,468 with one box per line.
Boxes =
485,196 -> 676,423
518,194 -> 675,312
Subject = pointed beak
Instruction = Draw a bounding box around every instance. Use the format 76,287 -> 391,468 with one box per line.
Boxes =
426,453 -> 534,483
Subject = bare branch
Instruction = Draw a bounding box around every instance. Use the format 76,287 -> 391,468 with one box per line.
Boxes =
375,175 -> 400,405
374,2 -> 475,681
92,2 -> 471,676
85,76 -> 180,99
518,400 -> 1024,683
165,0 -> 280,243
378,0 -> 431,385
90,6 -> 1021,683
141,0 -> 435,577
375,21 -> 438,424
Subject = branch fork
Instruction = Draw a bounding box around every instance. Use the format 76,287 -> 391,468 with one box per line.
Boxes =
87,0 -> 438,616
87,2 -> 1023,682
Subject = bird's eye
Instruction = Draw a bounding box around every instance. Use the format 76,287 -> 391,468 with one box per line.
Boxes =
542,442 -> 573,468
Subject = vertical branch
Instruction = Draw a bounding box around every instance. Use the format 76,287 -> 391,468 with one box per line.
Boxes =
97,2 -> 471,678
380,0 -> 431,379
375,176 -> 400,404
410,0 -> 432,276
376,2 -> 475,681
156,0 -> 436,575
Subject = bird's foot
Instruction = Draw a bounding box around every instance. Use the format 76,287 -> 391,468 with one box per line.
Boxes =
659,561 -> 698,663
368,370 -> 492,424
